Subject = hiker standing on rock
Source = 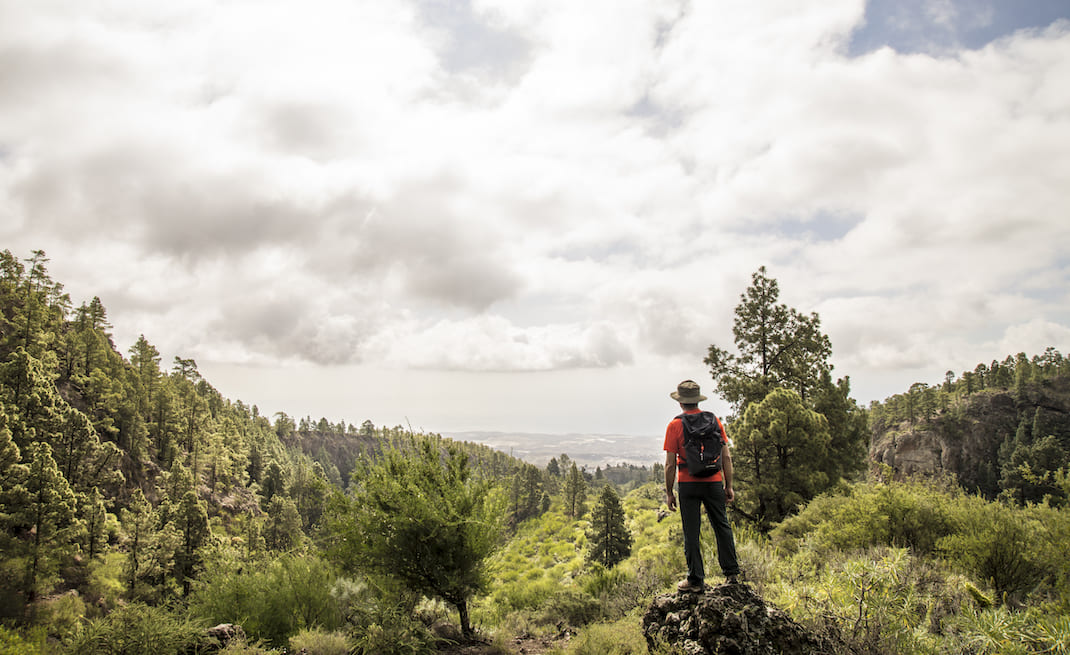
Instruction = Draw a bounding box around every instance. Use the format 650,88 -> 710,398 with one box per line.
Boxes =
664,380 -> 741,592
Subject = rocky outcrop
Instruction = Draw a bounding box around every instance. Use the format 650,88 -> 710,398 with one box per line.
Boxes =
869,379 -> 1070,497
642,584 -> 839,654
205,623 -> 246,650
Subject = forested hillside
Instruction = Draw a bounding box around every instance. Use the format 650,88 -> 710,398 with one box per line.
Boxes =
0,249 -> 547,650
2,249 -> 1070,655
868,350 -> 1070,502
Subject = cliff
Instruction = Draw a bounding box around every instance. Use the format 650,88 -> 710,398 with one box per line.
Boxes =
869,376 -> 1070,498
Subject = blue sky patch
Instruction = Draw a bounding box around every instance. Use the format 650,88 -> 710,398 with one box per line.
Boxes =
849,0 -> 1070,56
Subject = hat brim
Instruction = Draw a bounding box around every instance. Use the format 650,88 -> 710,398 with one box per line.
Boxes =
670,391 -> 707,403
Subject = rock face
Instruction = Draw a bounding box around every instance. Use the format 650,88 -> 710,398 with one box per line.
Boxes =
642,584 -> 838,654
869,379 -> 1070,497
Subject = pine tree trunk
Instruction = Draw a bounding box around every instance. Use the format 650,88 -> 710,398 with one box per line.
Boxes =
456,599 -> 472,639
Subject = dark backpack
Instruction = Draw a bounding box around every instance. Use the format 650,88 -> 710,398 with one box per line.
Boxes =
677,411 -> 723,478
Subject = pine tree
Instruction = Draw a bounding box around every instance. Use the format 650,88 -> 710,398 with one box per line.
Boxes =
704,266 -> 832,411
586,484 -> 632,568
264,496 -> 303,551
12,442 -> 77,600
173,489 -> 209,596
731,388 -> 831,529
563,462 -> 587,518
325,435 -> 503,638
81,487 -> 107,560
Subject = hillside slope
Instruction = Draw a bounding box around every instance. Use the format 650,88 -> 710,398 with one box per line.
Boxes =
869,373 -> 1070,499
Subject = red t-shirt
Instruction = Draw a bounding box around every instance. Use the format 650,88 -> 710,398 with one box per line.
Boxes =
663,408 -> 727,483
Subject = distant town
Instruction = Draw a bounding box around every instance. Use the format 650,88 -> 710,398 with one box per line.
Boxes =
442,431 -> 661,469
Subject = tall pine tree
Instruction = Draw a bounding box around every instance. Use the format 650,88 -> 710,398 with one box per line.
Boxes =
586,484 -> 632,568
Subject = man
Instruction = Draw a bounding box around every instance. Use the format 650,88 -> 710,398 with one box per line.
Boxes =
664,380 -> 740,592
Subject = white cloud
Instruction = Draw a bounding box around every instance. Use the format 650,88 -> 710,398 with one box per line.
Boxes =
2,0 -> 1069,431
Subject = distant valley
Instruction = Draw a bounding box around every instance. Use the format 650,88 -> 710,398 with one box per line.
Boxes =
442,431 -> 662,469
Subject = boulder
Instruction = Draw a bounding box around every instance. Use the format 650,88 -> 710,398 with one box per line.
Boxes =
205,623 -> 246,650
642,584 -> 839,654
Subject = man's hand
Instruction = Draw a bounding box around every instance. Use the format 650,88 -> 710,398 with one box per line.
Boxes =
724,486 -> 735,503
666,490 -> 677,512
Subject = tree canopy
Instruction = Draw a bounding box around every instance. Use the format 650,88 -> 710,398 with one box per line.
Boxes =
705,266 -> 832,413
325,435 -> 504,638
705,267 -> 867,529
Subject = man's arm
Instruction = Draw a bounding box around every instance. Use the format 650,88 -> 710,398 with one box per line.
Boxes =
664,451 -> 677,511
722,443 -> 734,503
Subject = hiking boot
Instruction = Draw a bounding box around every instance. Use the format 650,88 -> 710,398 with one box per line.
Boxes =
677,579 -> 703,593
725,574 -> 740,585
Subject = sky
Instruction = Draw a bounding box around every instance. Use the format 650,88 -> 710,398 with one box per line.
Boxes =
2,0 -> 1069,437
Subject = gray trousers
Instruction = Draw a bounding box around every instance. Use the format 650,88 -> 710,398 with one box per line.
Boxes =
678,480 -> 740,583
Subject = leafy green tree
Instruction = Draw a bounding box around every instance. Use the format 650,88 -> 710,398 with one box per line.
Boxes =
0,408 -> 24,491
704,268 -> 867,523
731,387 -> 832,529
704,266 -> 832,411
586,484 -> 632,568
563,462 -> 587,518
325,435 -> 503,638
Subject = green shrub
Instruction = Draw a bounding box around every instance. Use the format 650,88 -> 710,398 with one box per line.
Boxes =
551,613 -> 648,655
937,496 -> 1042,602
85,554 -> 127,617
64,602 -> 204,655
349,605 -> 436,655
772,481 -> 954,557
579,564 -> 627,598
1036,615 -> 1070,654
31,591 -> 86,642
0,626 -> 44,655
188,553 -> 343,647
488,577 -> 560,617
950,607 -> 1038,655
288,628 -> 350,655
533,589 -> 600,627
217,640 -> 278,654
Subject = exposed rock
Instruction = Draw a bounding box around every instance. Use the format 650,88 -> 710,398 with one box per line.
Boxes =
642,584 -> 840,655
869,380 -> 1070,496
205,623 -> 246,650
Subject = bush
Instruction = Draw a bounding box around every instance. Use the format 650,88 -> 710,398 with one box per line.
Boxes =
217,640 -> 278,654
772,481 -> 954,557
0,626 -> 44,655
188,554 -> 343,647
84,553 -> 128,617
533,589 -> 600,627
550,612 -> 648,655
937,496 -> 1042,602
30,591 -> 86,642
288,628 -> 350,655
349,605 -> 436,655
64,603 -> 204,655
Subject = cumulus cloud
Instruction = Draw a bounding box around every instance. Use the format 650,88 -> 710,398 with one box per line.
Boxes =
1,0 -> 1068,429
